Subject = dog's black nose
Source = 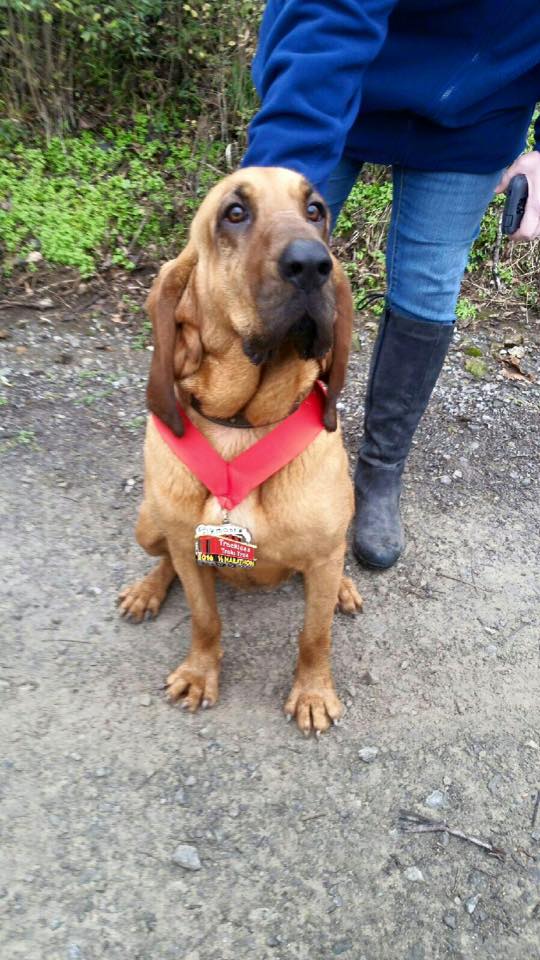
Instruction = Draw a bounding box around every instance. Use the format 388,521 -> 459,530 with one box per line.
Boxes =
278,240 -> 332,292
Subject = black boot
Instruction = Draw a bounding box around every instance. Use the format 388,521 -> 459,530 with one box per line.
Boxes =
353,306 -> 454,569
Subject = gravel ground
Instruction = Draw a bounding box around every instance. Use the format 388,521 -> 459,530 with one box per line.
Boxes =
1,272 -> 539,960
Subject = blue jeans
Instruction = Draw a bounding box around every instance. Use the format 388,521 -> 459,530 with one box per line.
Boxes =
325,157 -> 503,324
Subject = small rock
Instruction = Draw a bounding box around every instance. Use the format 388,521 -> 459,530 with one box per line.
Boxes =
26,250 -> 43,264
526,740 -> 539,751
358,747 -> 378,764
175,788 -> 187,805
50,918 -> 63,930
267,936 -> 281,948
485,643 -> 498,657
358,670 -> 378,686
465,894 -> 480,914
425,790 -> 446,809
139,694 -> 152,707
404,866 -> 424,883
440,475 -> 452,485
95,767 -> 108,779
185,775 -> 196,787
229,803 -> 240,818
443,911 -> 457,930
172,844 -> 201,871
142,911 -> 157,932
66,946 -> 82,960
333,941 -> 353,956
488,773 -> 503,795
406,944 -> 425,960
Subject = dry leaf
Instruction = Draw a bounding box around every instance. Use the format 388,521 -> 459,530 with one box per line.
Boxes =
500,356 -> 534,383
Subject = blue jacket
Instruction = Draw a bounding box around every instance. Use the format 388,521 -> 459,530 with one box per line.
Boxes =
243,0 -> 540,191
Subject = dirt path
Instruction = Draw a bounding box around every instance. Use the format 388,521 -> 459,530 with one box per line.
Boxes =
1,280 -> 539,960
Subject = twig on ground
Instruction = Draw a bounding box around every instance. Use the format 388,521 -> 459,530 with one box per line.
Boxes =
438,571 -> 477,591
492,214 -> 504,293
531,790 -> 540,829
0,300 -> 55,310
398,809 -> 506,861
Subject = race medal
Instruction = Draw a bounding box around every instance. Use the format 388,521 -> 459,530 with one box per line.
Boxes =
194,523 -> 257,569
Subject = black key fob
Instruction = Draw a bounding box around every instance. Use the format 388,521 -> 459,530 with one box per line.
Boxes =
502,174 -> 528,235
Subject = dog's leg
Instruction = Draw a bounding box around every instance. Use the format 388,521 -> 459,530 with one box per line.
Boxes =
285,550 -> 346,735
164,551 -> 222,712
118,501 -> 176,622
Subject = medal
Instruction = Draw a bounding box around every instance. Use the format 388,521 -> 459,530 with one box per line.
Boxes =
195,520 -> 257,569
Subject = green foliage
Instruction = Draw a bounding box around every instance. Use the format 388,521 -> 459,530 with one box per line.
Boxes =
455,297 -> 478,323
335,173 -> 392,235
464,344 -> 483,357
132,320 -> 153,350
0,117 -> 225,275
0,427 -> 37,453
0,1 -> 262,137
464,357 -> 488,379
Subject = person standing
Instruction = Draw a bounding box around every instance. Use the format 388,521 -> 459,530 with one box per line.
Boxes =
242,0 -> 540,568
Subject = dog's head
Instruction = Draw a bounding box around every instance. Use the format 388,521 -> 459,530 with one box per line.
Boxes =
146,167 -> 354,435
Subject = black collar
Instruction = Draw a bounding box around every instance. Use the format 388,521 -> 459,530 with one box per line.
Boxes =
189,394 -> 302,430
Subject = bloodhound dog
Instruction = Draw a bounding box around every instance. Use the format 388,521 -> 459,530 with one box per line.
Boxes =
119,167 -> 362,735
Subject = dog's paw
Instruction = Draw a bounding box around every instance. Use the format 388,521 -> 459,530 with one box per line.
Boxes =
284,681 -> 342,736
118,577 -> 166,623
164,658 -> 220,712
337,576 -> 363,615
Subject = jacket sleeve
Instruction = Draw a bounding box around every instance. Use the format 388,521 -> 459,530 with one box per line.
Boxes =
242,0 -> 398,191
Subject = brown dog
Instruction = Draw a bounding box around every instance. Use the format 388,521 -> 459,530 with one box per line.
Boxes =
119,167 -> 362,735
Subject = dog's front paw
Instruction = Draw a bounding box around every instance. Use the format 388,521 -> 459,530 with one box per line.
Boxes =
164,657 -> 220,712
337,576 -> 363,615
118,577 -> 166,623
284,680 -> 342,736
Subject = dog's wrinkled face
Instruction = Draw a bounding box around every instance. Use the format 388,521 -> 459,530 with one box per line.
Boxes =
146,167 -> 353,436
193,167 -> 335,364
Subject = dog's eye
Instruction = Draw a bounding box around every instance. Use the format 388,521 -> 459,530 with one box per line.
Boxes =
307,201 -> 325,223
224,203 -> 248,224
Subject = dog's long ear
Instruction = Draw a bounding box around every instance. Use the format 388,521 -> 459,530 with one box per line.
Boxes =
146,244 -> 198,436
322,260 -> 354,431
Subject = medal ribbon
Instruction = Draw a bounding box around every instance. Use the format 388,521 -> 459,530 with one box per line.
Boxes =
152,381 -> 327,511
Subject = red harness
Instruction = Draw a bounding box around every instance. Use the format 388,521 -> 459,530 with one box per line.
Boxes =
152,381 -> 326,512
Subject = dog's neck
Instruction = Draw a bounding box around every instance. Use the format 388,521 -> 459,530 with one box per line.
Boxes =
179,339 -> 323,428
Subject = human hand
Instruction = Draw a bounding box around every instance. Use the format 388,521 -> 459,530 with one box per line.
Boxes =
495,151 -> 540,241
